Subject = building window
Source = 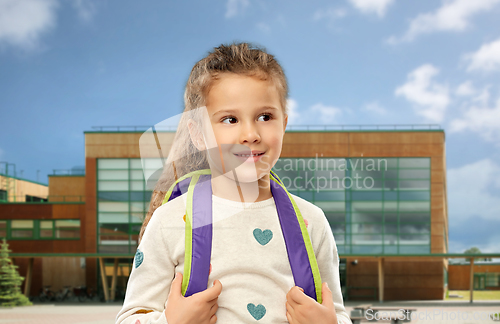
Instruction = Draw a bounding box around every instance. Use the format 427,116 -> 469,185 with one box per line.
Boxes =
25,195 -> 48,202
1,220 -> 80,240
273,157 -> 431,255
11,220 -> 34,238
0,189 -> 7,202
39,220 -> 54,238
486,273 -> 500,288
55,220 -> 80,238
97,158 -> 153,254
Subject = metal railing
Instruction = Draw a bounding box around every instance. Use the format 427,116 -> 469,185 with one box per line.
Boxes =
52,169 -> 85,176
89,124 -> 442,132
285,124 -> 442,131
90,126 -> 157,132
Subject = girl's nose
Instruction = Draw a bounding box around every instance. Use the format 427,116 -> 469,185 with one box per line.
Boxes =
239,121 -> 261,144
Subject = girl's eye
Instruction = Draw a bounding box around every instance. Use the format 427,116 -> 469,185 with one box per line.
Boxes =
221,116 -> 237,124
258,114 -> 272,122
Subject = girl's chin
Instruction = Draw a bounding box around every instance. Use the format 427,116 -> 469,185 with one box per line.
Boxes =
210,165 -> 268,184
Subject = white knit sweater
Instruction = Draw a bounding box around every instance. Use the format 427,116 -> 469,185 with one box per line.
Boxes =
116,193 -> 351,324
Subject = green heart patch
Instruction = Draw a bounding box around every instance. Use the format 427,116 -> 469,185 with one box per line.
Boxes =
253,228 -> 273,245
247,303 -> 266,320
134,249 -> 144,268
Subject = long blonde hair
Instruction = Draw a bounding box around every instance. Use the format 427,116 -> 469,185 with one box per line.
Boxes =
139,42 -> 289,242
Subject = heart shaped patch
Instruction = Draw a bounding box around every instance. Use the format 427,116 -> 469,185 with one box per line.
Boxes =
253,228 -> 273,245
134,249 -> 144,268
247,303 -> 266,320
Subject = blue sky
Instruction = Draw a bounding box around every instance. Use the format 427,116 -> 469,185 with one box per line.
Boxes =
1,0 -> 500,253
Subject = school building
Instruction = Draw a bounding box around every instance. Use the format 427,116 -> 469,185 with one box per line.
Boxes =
2,125 -> 497,301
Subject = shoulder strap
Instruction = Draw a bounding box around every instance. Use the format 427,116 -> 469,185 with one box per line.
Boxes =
162,169 -> 212,296
162,169 -> 322,302
270,171 -> 323,303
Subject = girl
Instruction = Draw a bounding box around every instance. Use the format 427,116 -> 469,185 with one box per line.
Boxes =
116,42 -> 351,324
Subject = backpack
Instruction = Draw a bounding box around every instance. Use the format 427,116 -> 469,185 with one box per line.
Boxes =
161,169 -> 323,303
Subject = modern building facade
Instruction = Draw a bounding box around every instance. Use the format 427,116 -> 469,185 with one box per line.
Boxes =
0,126 -> 450,300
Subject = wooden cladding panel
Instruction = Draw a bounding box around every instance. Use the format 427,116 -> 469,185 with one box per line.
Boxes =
86,145 -> 141,158
52,204 -> 86,219
0,204 -> 52,220
281,144 -> 349,157
85,131 -> 445,158
85,132 -> 176,158
8,240 -> 54,253
42,257 -> 85,292
283,132 -> 349,144
349,144 -> 444,157
348,132 -> 444,145
85,158 -> 97,253
385,288 -> 444,300
48,176 -> 86,197
53,239 -> 85,253
347,259 -> 445,300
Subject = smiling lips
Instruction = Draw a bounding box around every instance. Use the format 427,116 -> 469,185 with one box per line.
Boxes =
233,150 -> 265,162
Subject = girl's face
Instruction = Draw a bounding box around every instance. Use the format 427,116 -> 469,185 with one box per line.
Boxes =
201,73 -> 287,183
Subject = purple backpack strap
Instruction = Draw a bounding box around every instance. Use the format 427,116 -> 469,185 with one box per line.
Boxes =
270,177 -> 320,302
184,174 -> 213,297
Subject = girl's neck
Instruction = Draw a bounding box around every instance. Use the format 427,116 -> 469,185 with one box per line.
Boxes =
210,169 -> 273,203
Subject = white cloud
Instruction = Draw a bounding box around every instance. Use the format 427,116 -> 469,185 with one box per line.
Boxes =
448,159 -> 500,223
455,80 -> 477,97
464,38 -> 500,73
286,98 -> 300,125
395,64 -> 450,123
363,101 -> 387,115
0,0 -> 58,50
313,7 -> 347,30
309,103 -> 342,123
225,0 -> 250,19
348,0 -> 394,17
387,0 -> 500,43
285,100 -> 343,125
73,0 -> 96,23
449,95 -> 500,143
256,22 -> 270,33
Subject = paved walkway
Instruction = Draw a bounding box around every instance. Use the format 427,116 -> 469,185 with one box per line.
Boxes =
0,303 -> 122,324
0,301 -> 498,323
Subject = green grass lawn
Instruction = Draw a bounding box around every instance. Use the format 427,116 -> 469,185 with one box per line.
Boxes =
446,290 -> 500,301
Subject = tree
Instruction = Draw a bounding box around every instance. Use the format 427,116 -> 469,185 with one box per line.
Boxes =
0,238 -> 32,307
464,247 -> 492,262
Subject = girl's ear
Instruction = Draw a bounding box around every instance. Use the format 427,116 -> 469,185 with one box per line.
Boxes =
187,118 -> 206,151
283,114 -> 288,132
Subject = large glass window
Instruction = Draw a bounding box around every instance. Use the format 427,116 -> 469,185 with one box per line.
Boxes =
11,220 -> 34,238
55,220 -> 80,238
97,159 -> 152,253
0,219 -> 80,240
39,220 -> 53,238
273,157 -> 431,255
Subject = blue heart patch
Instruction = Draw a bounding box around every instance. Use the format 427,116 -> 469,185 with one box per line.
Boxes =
253,229 -> 273,245
134,249 -> 144,268
247,303 -> 266,320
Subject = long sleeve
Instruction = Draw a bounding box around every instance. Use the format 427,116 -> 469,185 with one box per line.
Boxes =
115,208 -> 175,324
313,210 -> 352,324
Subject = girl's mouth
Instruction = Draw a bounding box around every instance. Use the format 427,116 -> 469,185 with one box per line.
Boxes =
233,151 -> 265,162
